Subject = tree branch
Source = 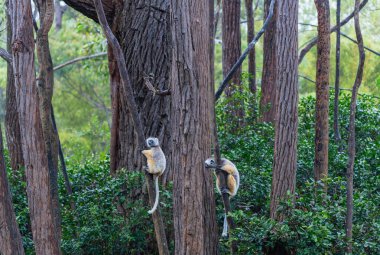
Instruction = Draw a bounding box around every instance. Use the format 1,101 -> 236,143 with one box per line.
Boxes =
298,0 -> 368,64
92,0 -> 169,254
215,0 -> 275,101
53,52 -> 107,71
0,48 -> 12,63
63,0 -> 115,23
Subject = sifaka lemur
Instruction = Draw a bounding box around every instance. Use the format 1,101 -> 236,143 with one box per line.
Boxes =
142,137 -> 166,214
205,157 -> 240,237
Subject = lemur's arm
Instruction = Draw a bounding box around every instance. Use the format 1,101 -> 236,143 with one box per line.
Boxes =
142,149 -> 153,159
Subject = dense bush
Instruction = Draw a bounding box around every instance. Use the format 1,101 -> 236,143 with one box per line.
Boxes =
6,85 -> 379,254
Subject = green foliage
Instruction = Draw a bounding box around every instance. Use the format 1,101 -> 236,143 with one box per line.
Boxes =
215,85 -> 379,254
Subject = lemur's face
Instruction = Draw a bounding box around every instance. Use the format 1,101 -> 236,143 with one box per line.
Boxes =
146,137 -> 159,148
204,158 -> 217,169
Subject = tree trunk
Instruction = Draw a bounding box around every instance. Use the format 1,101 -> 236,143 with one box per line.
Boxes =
245,0 -> 256,96
171,0 -> 218,253
0,126 -> 25,255
346,0 -> 365,253
35,0 -> 62,241
222,0 -> 245,127
270,0 -> 298,221
4,0 -> 24,172
64,0 -> 172,183
260,0 -> 277,123
10,0 -> 61,253
333,0 -> 342,145
314,0 -> 330,183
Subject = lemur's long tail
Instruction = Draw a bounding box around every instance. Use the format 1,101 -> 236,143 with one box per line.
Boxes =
148,176 -> 159,214
222,213 -> 228,237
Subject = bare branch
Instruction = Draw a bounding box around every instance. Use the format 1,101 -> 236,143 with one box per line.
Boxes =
298,0 -> 368,64
53,52 -> 107,71
142,74 -> 171,96
215,0 -> 276,100
0,48 -> 12,63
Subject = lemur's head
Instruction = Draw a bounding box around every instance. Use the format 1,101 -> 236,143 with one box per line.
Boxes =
205,158 -> 217,169
146,137 -> 160,148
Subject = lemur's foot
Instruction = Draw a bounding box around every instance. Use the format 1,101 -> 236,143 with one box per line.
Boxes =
221,187 -> 230,194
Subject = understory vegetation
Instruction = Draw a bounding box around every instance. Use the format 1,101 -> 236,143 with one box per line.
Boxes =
6,86 -> 379,254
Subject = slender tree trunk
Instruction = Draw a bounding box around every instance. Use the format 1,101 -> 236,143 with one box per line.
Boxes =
260,0 -> 277,123
4,0 -> 24,171
270,0 -> 298,221
54,0 -> 66,31
334,0 -> 342,145
222,0 -> 245,127
10,0 -> 61,252
314,0 -> 330,183
245,0 -> 256,96
35,0 -> 62,242
0,126 -> 25,255
171,0 -> 218,253
346,0 -> 365,253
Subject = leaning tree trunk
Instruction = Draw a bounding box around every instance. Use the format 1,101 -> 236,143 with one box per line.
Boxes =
314,0 -> 330,183
0,126 -> 25,255
171,0 -> 218,253
4,0 -> 24,171
260,0 -> 278,123
270,0 -> 298,222
346,0 -> 365,253
10,0 -> 61,253
222,0 -> 245,128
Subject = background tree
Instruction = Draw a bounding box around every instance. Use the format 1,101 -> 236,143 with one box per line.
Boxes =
10,0 -> 61,252
260,0 -> 277,122
314,0 -> 330,182
171,0 -> 218,253
4,0 -> 23,171
245,0 -> 257,109
222,0 -> 244,127
0,126 -> 24,255
270,0 -> 298,221
334,0 -> 342,144
346,0 -> 365,252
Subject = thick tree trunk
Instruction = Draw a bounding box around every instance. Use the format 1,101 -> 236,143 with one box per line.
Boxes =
171,0 -> 218,253
260,0 -> 277,123
111,0 -> 172,183
346,0 -> 365,253
222,0 -> 244,127
270,0 -> 298,221
4,0 -> 24,171
314,0 -> 330,182
10,0 -> 61,253
334,0 -> 342,145
0,126 -> 25,255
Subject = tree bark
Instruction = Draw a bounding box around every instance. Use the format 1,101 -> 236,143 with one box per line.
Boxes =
260,0 -> 278,123
4,0 -> 24,172
0,126 -> 25,255
314,0 -> 330,183
35,0 -> 62,241
222,0 -> 244,127
171,0 -> 218,253
10,0 -> 61,252
270,0 -> 298,221
333,0 -> 342,145
346,0 -> 365,253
